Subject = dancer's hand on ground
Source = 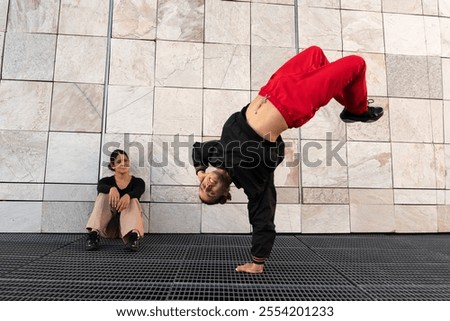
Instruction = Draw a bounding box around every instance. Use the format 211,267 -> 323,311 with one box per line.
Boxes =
235,262 -> 264,274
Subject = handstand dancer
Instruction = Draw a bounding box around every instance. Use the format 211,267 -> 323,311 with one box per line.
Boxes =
192,46 -> 383,274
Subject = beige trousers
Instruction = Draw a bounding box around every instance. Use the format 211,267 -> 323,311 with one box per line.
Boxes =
86,193 -> 144,243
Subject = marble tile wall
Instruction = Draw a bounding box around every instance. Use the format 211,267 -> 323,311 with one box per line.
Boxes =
1,0 -> 450,234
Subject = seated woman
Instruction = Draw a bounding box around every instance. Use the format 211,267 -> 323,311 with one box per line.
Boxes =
85,149 -> 145,252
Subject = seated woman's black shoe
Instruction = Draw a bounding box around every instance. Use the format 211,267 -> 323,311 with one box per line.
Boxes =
340,100 -> 384,123
85,231 -> 100,251
127,232 -> 140,252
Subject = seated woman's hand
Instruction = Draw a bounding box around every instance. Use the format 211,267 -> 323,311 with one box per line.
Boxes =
117,194 -> 131,213
109,187 -> 120,209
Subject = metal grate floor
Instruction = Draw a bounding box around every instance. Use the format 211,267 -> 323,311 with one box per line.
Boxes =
0,233 -> 449,301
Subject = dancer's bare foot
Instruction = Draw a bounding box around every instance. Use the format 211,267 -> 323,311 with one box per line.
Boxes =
235,262 -> 264,274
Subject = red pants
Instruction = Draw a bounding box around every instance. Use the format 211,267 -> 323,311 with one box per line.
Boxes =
259,46 -> 368,128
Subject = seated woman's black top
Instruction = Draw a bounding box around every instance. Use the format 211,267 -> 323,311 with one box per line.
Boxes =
97,176 -> 145,200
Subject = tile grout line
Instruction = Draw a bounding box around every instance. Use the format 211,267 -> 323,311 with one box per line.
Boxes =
98,0 -> 115,181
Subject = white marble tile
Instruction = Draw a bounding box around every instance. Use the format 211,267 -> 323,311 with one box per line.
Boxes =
303,0 -> 340,8
55,35 -> 107,84
7,0 -> 59,33
157,0 -> 204,41
445,101 -> 450,143
153,87 -> 202,135
302,188 -> 349,204
113,0 -> 157,40
0,131 -> 47,183
300,100 -> 346,141
205,0 -> 250,45
251,46 -> 296,90
394,189 -> 442,205
0,0 -> 7,31
342,11 -> 384,53
204,43 -> 250,90
347,142 -> 392,188
275,204 -> 301,233
109,39 -> 155,87
424,16 -> 441,56
350,204 -> 395,232
150,203 -> 201,233
302,205 -> 350,233
382,0 -> 422,14
0,80 -> 52,131
0,31 -> 3,68
438,206 -> 450,232
442,18 -> 450,57
155,40 -> 203,88
51,83 -> 104,133
439,0 -> 450,16
59,0 -> 109,36
341,0 -> 381,11
395,205 -> 438,232
150,185 -> 199,203
347,99 -> 390,142
274,139 -> 299,187
253,0 -> 294,4
2,32 -> 56,81
0,183 -> 43,201
392,143 -> 445,188
203,89 -> 251,137
0,202 -> 42,232
106,85 -> 153,134
384,13 -> 427,55
389,98 -> 433,142
251,3 -> 295,48
42,202 -> 94,233
46,132 -> 101,184
201,203 -> 250,233
150,135 -> 198,185
430,100 -> 444,143
357,52 -> 387,97
44,184 -> 97,202
422,0 -> 439,15
301,139 -> 348,188
298,5 -> 342,51
443,58 -> 450,99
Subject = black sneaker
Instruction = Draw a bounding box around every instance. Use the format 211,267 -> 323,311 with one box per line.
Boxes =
127,232 -> 140,252
85,231 -> 100,251
340,99 -> 384,123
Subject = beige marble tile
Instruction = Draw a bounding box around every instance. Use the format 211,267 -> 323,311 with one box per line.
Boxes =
46,132 -> 101,184
0,0 -> 7,31
7,0 -> 59,33
251,46 -> 296,90
251,3 -> 295,48
0,202 -> 42,232
342,11 -> 384,53
276,187 -> 300,204
51,83 -> 103,133
274,139 -> 299,187
357,52 -> 387,97
153,87 -> 202,135
347,142 -> 392,188
302,205 -> 350,233
442,18 -> 450,57
445,101 -> 450,143
59,0 -> 109,36
341,0 -> 381,11
155,41 -> 203,88
150,185 -> 199,203
42,202 -> 97,233
395,205 -> 438,232
437,205 -> 450,232
439,0 -> 450,16
204,43 -> 250,90
44,184 -> 97,202
350,204 -> 395,232
298,4 -> 342,51
394,189 -> 442,205
384,13 -> 427,56
113,0 -> 157,40
443,58 -> 450,99
430,100 -> 444,143
302,188 -> 349,204
253,0 -> 294,4
0,80 -> 52,131
382,0 -> 422,14
275,204 -> 301,232
201,203 -> 250,233
106,85 -> 153,134
301,139 -> 348,188
300,99 -> 346,141
422,0 -> 439,15
54,35 -> 107,84
150,135 -> 198,185
389,98 -> 433,142
150,203 -> 201,233
392,143 -> 444,188
109,39 -> 155,87
424,16 -> 441,56
2,32 -> 56,81
205,0 -> 250,45
0,31 -> 3,69
350,188 -> 394,205
0,131 -> 47,183
303,0 -> 340,8
157,0 -> 204,41
0,183 -> 43,201
203,89 -> 251,136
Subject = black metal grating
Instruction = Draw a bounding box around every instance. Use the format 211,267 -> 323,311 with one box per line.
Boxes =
0,233 -> 449,300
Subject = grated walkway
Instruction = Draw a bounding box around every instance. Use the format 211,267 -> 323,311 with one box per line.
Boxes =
0,233 -> 449,301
